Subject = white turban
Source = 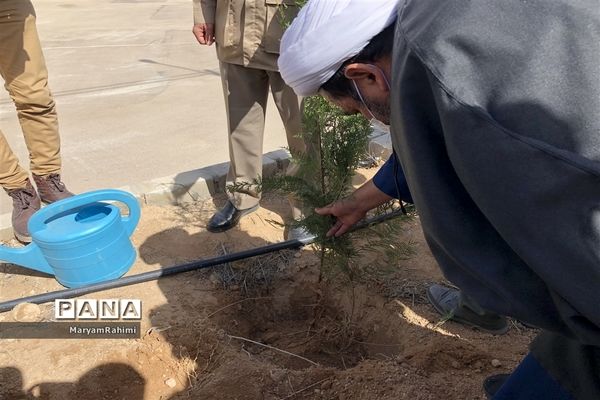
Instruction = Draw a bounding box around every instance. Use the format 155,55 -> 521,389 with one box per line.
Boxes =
279,0 -> 400,97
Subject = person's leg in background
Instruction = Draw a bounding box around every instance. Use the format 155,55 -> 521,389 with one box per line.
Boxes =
268,70 -> 320,241
2,0 -> 72,197
0,129 -> 39,242
0,0 -> 72,242
207,62 -> 270,232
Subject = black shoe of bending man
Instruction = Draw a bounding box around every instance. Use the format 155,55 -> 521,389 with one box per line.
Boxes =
426,284 -> 509,335
5,180 -> 41,243
207,200 -> 259,233
483,374 -> 510,399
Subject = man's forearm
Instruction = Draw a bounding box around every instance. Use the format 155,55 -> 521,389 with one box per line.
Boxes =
353,179 -> 394,213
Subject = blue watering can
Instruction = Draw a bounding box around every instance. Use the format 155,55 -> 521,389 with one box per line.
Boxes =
0,189 -> 140,288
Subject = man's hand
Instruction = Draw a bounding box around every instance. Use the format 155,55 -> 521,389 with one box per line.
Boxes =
315,179 -> 394,238
193,23 -> 215,45
315,195 -> 368,237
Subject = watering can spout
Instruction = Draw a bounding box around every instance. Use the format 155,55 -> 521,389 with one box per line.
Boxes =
0,244 -> 53,275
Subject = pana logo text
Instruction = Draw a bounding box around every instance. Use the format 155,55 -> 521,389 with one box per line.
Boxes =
55,299 -> 142,320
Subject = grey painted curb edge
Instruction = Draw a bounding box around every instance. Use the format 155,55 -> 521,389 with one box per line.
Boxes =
0,133 -> 392,241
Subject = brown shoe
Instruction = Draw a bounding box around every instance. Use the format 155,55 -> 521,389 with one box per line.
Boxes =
32,173 -> 74,204
5,180 -> 41,243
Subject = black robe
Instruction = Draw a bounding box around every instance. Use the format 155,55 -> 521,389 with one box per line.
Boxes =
391,0 -> 600,397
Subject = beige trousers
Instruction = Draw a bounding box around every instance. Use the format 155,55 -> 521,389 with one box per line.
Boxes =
219,61 -> 310,213
0,0 -> 61,190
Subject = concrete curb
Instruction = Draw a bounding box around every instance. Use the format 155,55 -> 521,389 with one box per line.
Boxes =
121,148 -> 291,207
0,134 -> 392,241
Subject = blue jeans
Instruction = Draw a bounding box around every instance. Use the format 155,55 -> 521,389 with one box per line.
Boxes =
493,353 -> 574,400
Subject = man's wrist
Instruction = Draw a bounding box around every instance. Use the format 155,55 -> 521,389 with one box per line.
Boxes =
193,18 -> 215,25
354,180 -> 393,212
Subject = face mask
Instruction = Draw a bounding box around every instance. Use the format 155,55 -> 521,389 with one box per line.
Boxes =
350,65 -> 391,134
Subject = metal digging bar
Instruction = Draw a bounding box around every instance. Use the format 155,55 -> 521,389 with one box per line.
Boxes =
0,210 -> 405,313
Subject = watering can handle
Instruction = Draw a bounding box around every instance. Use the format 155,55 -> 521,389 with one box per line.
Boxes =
29,189 -> 141,237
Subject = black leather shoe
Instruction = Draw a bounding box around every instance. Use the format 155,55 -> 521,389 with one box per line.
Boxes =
207,200 -> 258,233
483,374 -> 510,399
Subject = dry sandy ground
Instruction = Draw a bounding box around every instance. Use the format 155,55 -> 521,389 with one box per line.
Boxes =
0,168 -> 536,400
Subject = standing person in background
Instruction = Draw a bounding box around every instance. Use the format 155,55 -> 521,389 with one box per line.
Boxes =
192,0 -> 311,239
0,0 -> 73,243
